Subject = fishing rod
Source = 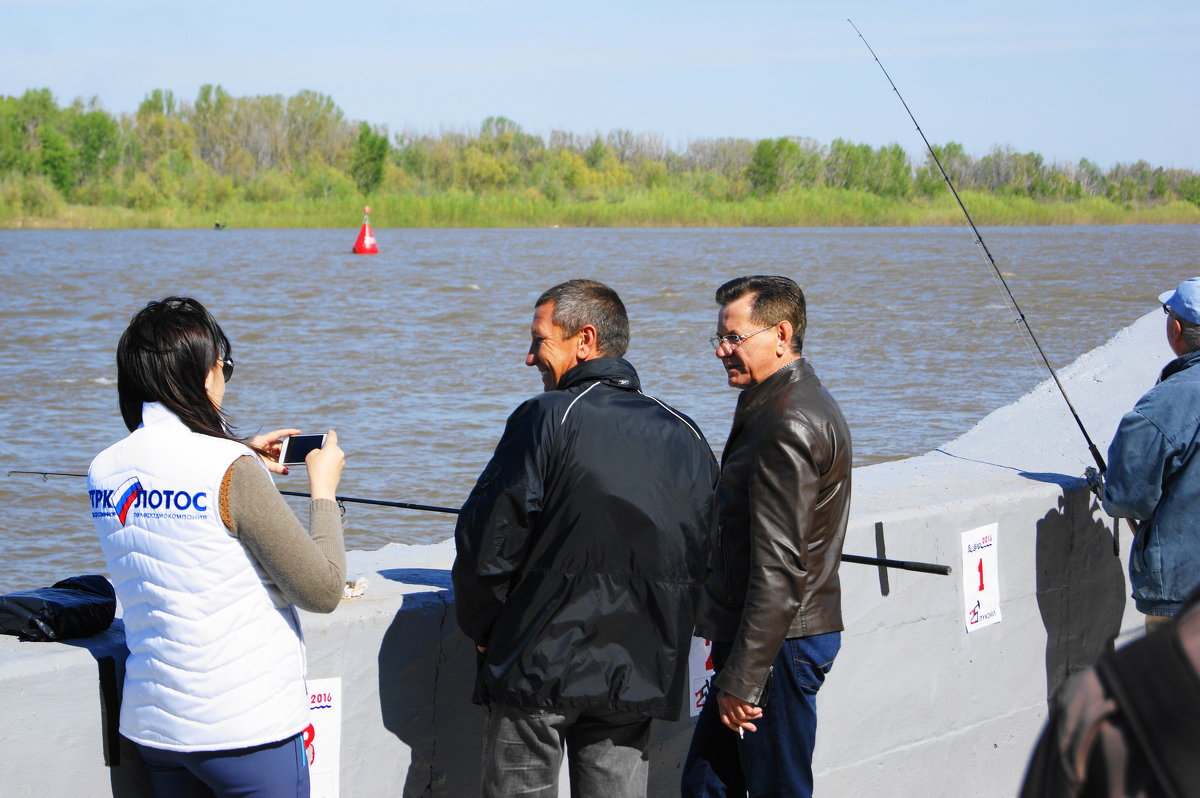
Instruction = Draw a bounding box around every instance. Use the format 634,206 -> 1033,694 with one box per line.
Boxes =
848,19 -> 1108,479
277,490 -> 458,515
6,471 -> 459,515
9,470 -> 951,574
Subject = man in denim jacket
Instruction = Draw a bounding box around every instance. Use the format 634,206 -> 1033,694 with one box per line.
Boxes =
1104,277 -> 1200,629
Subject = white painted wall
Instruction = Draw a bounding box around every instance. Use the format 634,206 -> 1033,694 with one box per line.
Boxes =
0,312 -> 1166,797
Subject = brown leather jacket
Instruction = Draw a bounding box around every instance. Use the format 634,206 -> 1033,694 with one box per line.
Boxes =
695,358 -> 852,704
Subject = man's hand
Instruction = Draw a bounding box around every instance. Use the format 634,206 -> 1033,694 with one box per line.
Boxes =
717,693 -> 763,734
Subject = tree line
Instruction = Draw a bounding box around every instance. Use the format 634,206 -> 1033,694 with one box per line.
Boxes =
2,85 -> 1199,220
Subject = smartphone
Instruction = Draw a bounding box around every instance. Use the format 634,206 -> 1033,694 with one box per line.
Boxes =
278,433 -> 327,466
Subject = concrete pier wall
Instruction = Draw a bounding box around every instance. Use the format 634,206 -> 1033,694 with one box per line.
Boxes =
0,312 -> 1164,797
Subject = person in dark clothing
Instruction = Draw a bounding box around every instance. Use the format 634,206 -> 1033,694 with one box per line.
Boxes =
452,279 -> 719,798
1020,589 -> 1200,798
682,275 -> 852,798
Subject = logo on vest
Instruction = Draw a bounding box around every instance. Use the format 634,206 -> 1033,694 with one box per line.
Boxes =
113,477 -> 143,525
90,477 -> 209,523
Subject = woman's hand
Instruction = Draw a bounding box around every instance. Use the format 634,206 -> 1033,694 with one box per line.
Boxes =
249,428 -> 301,474
306,430 -> 344,501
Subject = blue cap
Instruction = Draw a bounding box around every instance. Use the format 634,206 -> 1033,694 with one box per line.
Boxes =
1159,278 -> 1200,325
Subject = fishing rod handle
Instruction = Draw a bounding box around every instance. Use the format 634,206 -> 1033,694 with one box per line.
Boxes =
841,553 -> 952,575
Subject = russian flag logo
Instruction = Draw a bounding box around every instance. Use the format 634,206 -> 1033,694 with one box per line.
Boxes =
113,477 -> 143,525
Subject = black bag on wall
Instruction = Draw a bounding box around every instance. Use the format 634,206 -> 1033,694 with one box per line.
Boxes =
0,575 -> 116,641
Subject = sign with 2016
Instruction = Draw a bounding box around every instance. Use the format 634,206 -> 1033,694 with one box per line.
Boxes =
961,524 -> 1001,633
305,677 -> 342,797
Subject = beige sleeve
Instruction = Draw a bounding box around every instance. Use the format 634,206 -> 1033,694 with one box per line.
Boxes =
221,455 -> 346,613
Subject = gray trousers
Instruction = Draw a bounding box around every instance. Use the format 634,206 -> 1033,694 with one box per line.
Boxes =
481,703 -> 651,798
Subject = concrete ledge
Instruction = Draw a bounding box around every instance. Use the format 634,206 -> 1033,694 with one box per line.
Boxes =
0,312 -> 1163,796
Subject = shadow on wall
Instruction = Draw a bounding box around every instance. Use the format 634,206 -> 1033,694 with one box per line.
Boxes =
59,624 -> 153,796
377,571 -> 486,798
373,568 -> 701,796
1032,483 -> 1126,702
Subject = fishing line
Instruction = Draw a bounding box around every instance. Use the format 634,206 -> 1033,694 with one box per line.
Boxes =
848,19 -> 1107,476
7,470 -> 950,574
970,229 -> 1047,382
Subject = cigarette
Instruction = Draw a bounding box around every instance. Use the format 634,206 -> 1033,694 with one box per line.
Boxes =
738,727 -> 744,740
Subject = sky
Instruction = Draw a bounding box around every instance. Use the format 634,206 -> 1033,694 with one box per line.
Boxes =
4,0 -> 1198,170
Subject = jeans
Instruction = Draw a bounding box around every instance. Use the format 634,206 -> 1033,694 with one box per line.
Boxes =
481,703 -> 652,798
681,633 -> 841,798
135,731 -> 309,798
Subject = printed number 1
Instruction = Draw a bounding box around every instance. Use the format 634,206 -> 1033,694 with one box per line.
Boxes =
977,558 -> 984,591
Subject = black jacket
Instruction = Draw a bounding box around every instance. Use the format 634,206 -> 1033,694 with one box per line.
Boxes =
696,358 -> 852,704
452,358 -> 718,720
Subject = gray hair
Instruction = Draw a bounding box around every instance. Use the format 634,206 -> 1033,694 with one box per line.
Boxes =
1170,309 -> 1200,353
535,279 -> 629,358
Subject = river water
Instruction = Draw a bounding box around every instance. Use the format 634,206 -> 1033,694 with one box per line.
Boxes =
1,225 -> 1196,592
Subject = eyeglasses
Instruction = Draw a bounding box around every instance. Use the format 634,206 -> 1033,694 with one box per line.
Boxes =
220,358 -> 234,382
709,323 -> 778,351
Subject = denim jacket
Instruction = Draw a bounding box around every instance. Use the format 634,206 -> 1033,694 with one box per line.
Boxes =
1104,348 -> 1200,615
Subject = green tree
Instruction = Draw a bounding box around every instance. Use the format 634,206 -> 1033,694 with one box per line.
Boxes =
746,139 -> 780,194
67,107 -> 121,184
0,90 -> 60,175
39,126 -> 75,193
461,145 -> 507,190
824,139 -> 872,191
125,171 -> 161,209
779,137 -> 823,189
191,84 -> 234,174
138,89 -> 177,118
584,137 -> 607,170
1176,175 -> 1200,207
302,162 -> 355,199
286,90 -> 348,169
1075,158 -> 1105,196
635,158 -> 668,189
480,115 -> 522,149
915,142 -> 972,196
868,143 -> 911,198
132,89 -> 195,172
350,122 -> 389,194
395,134 -> 432,181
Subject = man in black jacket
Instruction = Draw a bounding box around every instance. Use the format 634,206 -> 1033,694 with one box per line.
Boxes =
683,275 -> 852,798
452,279 -> 718,798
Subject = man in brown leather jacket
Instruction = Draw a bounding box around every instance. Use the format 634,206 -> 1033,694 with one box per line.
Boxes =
682,275 -> 852,798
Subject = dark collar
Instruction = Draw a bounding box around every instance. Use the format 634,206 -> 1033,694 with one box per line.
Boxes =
1160,348 -> 1200,383
736,358 -> 810,410
556,357 -> 641,392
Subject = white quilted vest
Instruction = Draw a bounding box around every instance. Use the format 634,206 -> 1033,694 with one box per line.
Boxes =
88,403 -> 308,751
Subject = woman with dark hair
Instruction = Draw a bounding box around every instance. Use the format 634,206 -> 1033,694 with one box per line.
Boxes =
88,296 -> 345,798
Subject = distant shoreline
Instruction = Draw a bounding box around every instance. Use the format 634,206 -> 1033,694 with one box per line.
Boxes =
4,189 -> 1199,230
6,93 -> 1198,231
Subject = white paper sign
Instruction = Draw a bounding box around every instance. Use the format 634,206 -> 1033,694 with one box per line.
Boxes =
688,637 -> 714,717
961,524 -> 1001,633
305,677 -> 343,797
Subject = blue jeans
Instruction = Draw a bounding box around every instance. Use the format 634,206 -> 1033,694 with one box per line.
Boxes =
134,731 -> 309,798
681,633 -> 841,798
482,703 -> 651,798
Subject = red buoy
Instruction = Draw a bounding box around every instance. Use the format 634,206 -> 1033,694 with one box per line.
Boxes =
352,206 -> 378,254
